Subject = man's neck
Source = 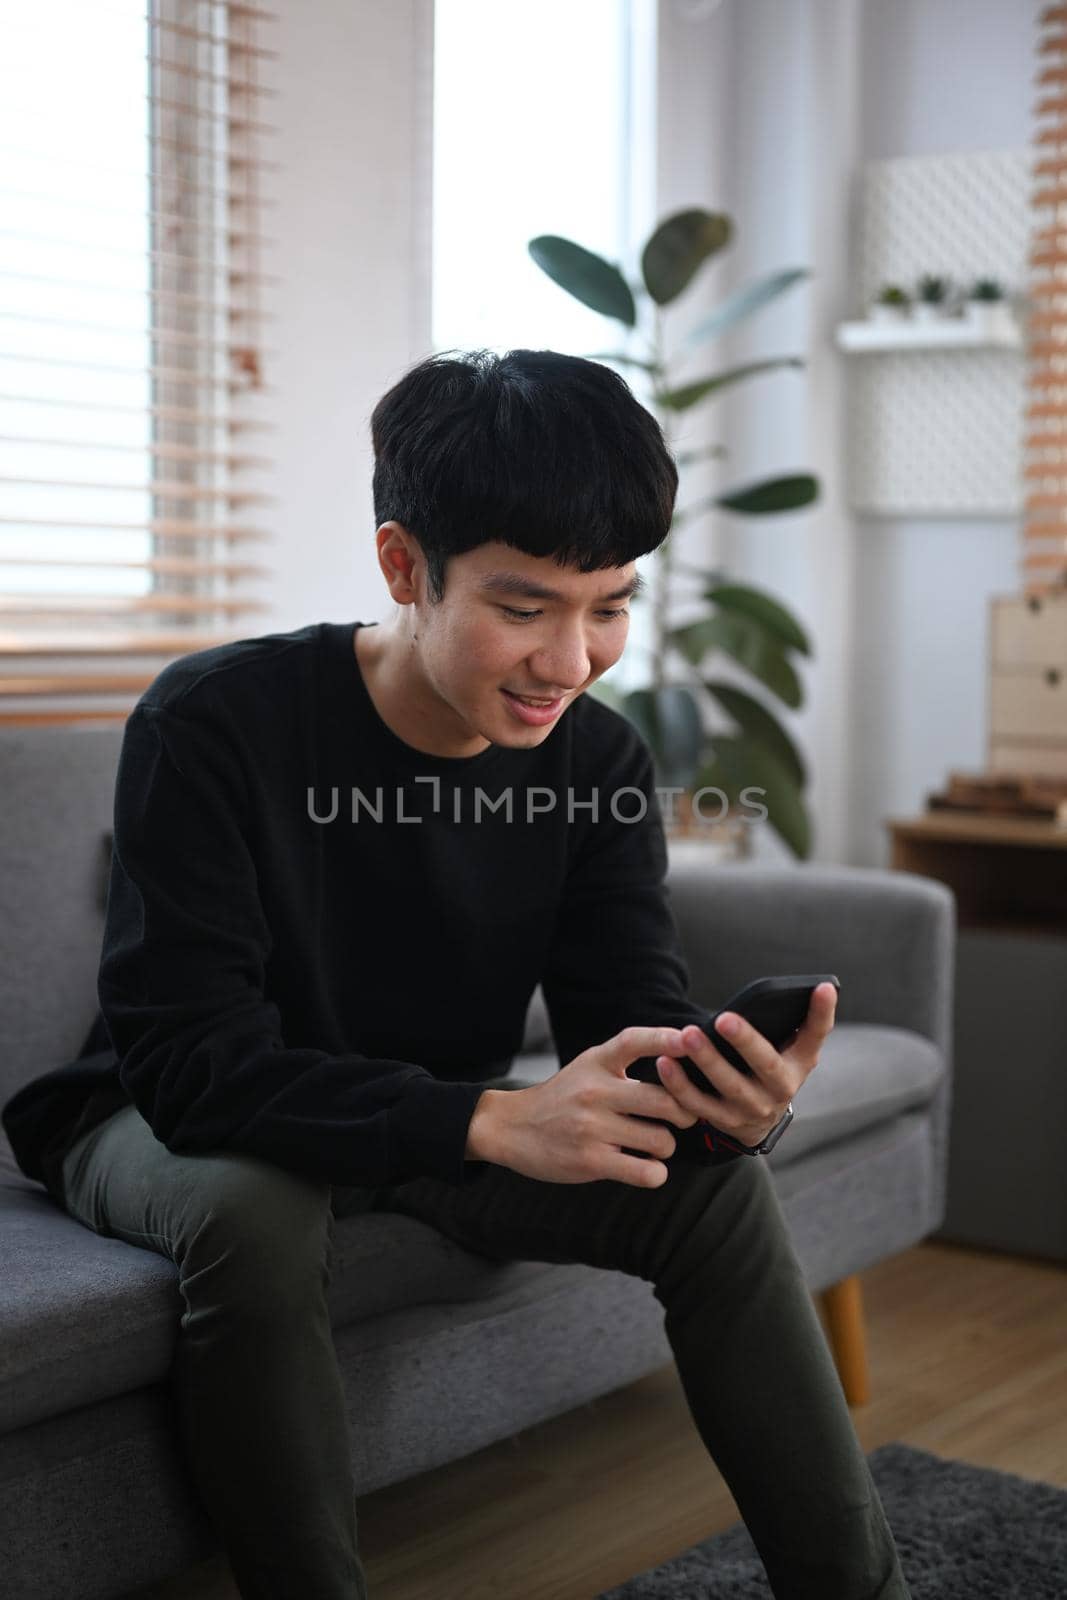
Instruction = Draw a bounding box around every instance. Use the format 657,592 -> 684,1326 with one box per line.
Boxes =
352,622 -> 492,761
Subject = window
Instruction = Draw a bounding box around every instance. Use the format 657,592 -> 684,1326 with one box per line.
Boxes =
432,0 -> 655,357
0,1 -> 276,723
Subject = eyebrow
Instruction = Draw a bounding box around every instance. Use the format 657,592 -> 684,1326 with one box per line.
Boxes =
478,570 -> 646,603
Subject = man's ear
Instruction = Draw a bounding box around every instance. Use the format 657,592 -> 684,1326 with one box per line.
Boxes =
375,522 -> 422,604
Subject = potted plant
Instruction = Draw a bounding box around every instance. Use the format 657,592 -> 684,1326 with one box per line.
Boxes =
870,283 -> 911,323
527,210 -> 817,860
913,274 -> 953,324
965,277 -> 1013,339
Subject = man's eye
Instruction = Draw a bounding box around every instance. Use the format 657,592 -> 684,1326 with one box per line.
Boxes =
500,607 -> 630,623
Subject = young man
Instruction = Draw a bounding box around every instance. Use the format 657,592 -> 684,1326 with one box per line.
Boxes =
3,350 -> 909,1599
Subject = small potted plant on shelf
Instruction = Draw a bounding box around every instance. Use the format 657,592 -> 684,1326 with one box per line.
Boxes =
913,274 -> 953,323
964,277 -> 1013,339
871,283 -> 911,323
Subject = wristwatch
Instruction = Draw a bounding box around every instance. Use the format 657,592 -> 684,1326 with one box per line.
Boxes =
700,1102 -> 794,1158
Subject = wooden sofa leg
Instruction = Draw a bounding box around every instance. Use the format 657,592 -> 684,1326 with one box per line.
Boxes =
820,1274 -> 870,1406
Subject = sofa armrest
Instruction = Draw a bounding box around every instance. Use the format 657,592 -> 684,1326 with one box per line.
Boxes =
665,846 -> 955,1051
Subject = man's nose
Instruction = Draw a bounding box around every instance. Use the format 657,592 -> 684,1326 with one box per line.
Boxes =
530,632 -> 592,691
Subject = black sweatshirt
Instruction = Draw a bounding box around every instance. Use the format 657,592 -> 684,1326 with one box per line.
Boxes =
3,621 -> 731,1203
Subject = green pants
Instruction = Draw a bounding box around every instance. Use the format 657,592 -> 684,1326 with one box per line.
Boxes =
60,1090 -> 909,1600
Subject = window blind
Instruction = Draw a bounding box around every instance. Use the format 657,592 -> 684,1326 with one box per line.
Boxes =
0,0 -> 277,723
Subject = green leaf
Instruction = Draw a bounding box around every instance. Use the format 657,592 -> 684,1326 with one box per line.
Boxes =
694,735 -> 812,858
659,357 -> 804,411
620,684 -> 704,789
640,209 -> 732,306
685,267 -> 810,348
704,584 -> 811,656
703,680 -> 807,786
668,614 -> 803,708
528,236 -> 636,326
586,351 -> 664,376
716,473 -> 818,514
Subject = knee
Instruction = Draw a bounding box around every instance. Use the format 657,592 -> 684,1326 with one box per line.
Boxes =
671,1148 -> 778,1234
656,1156 -> 790,1285
178,1155 -> 334,1319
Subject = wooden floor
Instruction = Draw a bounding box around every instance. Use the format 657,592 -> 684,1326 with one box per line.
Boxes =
139,1240 -> 1067,1600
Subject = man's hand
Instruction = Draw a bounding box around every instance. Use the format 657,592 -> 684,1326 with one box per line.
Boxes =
653,981 -> 838,1149
466,1026 -> 700,1188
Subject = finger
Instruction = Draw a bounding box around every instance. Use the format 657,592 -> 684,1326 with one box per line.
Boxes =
706,1011 -> 786,1086
811,980 -> 838,1032
624,1079 -> 700,1129
611,1025 -> 686,1072
786,982 -> 838,1060
659,1038 -> 781,1127
602,1150 -> 671,1189
688,1016 -> 790,1102
608,1109 -> 679,1160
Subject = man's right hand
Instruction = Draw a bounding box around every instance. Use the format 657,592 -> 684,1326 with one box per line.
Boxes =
465,1027 -> 700,1188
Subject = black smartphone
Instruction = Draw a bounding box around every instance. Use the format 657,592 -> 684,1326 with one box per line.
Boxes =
626,974 -> 841,1098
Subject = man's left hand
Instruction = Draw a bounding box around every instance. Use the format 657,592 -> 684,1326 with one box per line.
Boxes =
654,981 -> 838,1149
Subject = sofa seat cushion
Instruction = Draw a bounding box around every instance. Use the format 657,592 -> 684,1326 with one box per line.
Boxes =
0,1131 -> 184,1438
0,1127 -> 558,1438
507,1021 -> 945,1171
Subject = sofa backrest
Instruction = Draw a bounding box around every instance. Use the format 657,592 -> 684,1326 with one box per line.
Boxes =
0,723 -> 125,1104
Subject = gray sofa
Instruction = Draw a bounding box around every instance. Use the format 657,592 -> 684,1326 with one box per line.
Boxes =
0,724 -> 956,1600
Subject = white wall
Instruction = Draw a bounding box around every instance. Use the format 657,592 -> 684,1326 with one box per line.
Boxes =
861,0 -> 1041,160
268,0 -> 433,633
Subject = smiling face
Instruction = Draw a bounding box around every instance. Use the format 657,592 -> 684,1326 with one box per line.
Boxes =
366,525 -> 641,760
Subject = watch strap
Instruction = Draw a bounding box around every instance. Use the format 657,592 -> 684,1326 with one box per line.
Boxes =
700,1101 -> 794,1158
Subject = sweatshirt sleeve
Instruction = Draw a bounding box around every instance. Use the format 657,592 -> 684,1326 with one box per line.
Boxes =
98,699 -> 491,1188
539,715 -> 743,1165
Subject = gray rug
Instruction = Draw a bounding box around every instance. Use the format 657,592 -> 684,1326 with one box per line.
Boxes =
597,1443 -> 1067,1598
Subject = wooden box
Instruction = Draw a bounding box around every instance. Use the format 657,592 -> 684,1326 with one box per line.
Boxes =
988,591 -> 1067,778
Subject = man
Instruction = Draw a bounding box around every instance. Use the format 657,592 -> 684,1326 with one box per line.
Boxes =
2,349 -> 910,1599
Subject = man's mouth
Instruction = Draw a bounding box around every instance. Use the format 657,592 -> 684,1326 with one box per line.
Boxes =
501,689 -> 567,722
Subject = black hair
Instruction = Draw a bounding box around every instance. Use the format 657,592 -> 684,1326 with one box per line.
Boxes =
370,348 -> 678,602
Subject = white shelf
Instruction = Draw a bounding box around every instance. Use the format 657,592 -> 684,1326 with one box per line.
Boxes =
837,316 -> 1022,353
845,148 -> 1028,513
